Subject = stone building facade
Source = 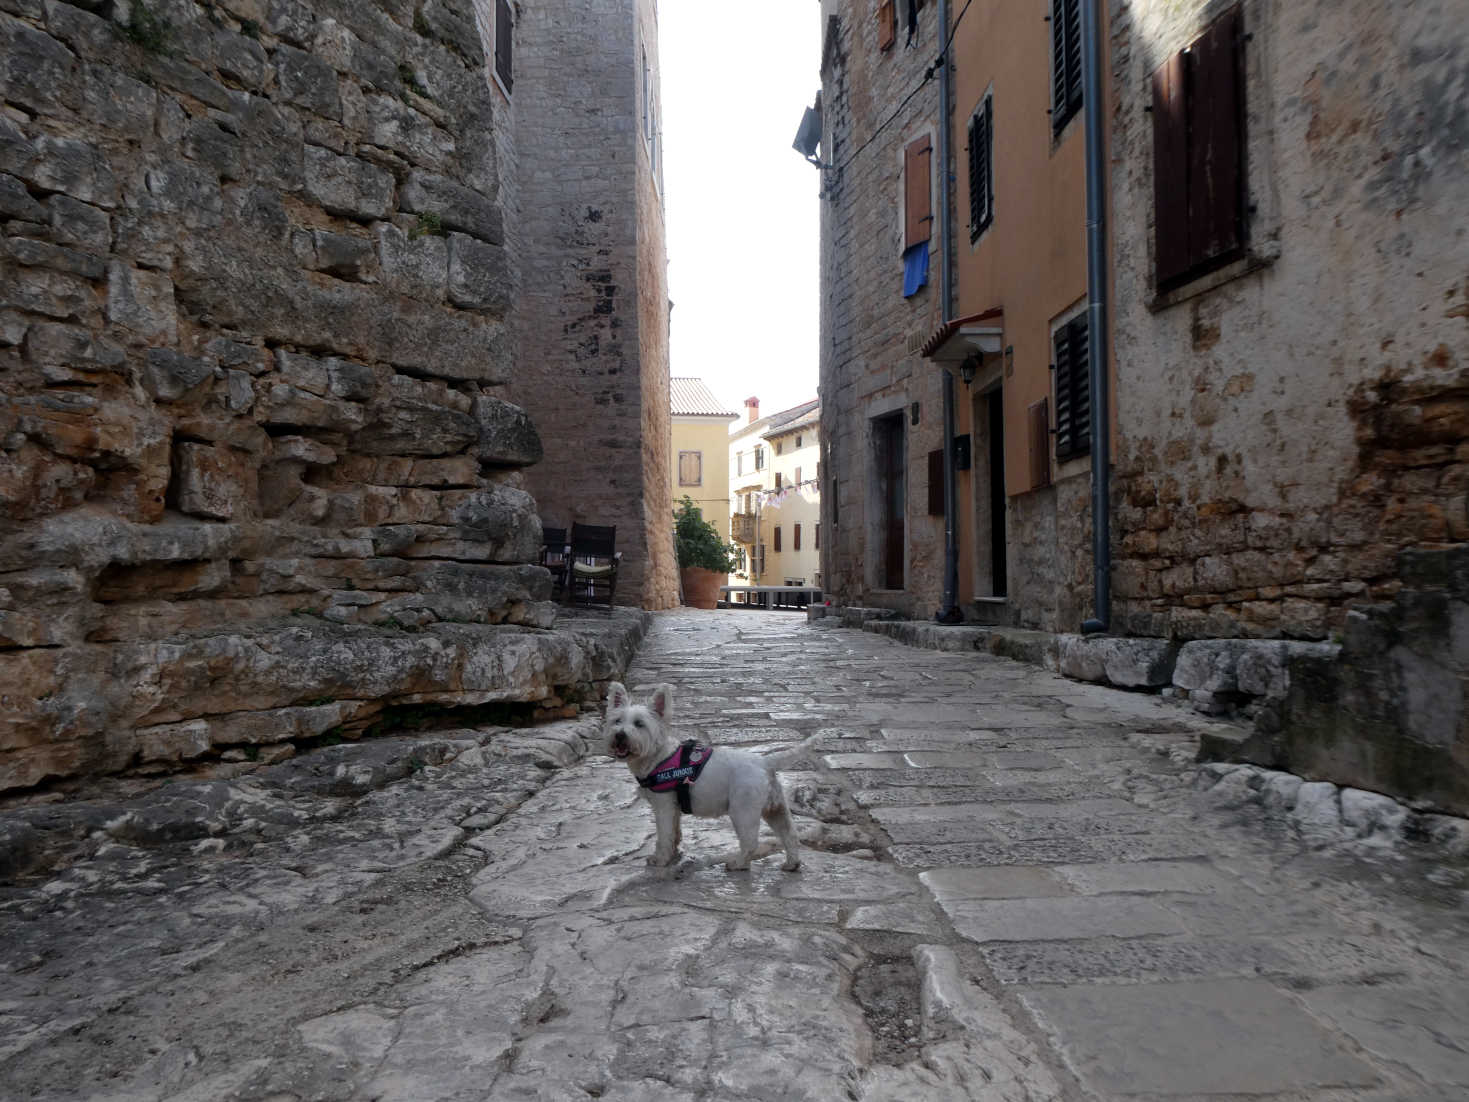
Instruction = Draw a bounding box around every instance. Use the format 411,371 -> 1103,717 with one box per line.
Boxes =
1107,0 -> 1468,642
817,0 -> 951,618
509,0 -> 676,610
0,0 -> 649,793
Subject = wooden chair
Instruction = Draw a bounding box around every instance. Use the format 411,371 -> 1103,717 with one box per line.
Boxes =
567,523 -> 620,609
540,526 -> 569,601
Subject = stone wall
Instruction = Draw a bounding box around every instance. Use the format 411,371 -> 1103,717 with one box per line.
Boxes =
818,2 -> 950,619
1107,0 -> 1469,641
0,0 -> 609,793
508,0 -> 675,610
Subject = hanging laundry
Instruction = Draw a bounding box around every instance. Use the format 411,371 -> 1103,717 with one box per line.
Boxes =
902,241 -> 929,297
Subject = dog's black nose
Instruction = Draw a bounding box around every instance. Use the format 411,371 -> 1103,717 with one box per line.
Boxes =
613,731 -> 627,749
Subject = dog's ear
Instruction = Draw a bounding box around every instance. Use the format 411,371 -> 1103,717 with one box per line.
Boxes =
649,684 -> 672,719
606,682 -> 628,711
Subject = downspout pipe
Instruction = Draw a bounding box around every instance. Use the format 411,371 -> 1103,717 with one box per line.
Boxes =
1079,0 -> 1111,635
937,0 -> 961,622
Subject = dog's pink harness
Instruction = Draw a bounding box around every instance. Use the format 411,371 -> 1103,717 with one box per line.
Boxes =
638,740 -> 714,813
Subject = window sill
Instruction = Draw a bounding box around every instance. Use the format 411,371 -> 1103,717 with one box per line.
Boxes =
1147,244 -> 1279,312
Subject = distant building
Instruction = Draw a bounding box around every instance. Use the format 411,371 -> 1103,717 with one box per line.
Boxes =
729,398 -> 822,599
670,378 -> 739,542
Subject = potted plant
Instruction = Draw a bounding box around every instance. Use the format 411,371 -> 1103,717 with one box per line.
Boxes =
674,496 -> 737,610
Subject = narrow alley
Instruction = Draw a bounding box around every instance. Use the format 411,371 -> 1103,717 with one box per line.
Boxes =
2,610 -> 1466,1101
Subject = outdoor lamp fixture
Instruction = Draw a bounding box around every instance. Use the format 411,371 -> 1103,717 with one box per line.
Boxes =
792,103 -> 822,167
959,351 -> 983,387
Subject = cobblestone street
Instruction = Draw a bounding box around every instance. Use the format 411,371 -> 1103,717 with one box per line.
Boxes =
3,609 -> 1467,1100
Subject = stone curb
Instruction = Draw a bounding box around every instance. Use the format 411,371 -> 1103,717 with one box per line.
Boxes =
1194,762 -> 1469,858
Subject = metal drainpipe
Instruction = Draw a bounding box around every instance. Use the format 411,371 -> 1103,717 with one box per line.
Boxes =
938,0 -> 960,622
1079,0 -> 1111,635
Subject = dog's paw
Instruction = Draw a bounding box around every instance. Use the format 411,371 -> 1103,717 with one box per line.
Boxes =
647,854 -> 675,867
724,859 -> 751,872
781,857 -> 802,872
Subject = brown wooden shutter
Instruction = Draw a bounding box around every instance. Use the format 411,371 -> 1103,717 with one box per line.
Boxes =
927,448 -> 945,515
774,527 -> 782,552
1028,399 -> 1052,490
494,0 -> 513,93
794,524 -> 802,551
1052,0 -> 1082,132
1152,52 -> 1189,286
904,136 -> 933,248
1189,6 -> 1244,267
877,1 -> 896,51
815,523 -> 820,549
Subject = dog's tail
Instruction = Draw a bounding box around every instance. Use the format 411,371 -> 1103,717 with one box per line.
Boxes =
760,734 -> 820,773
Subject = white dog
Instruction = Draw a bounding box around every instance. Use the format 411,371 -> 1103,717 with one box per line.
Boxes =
603,681 -> 807,872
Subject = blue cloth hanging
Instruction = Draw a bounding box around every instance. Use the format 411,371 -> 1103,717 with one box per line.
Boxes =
902,242 -> 929,297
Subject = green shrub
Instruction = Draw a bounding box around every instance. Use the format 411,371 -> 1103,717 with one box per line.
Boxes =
674,496 -> 737,573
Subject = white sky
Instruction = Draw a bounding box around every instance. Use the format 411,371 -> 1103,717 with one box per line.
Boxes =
660,3 -> 822,422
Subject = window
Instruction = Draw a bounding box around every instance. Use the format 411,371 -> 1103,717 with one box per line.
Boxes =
904,135 -> 933,248
754,446 -> 765,470
678,450 -> 702,487
757,543 -> 766,575
968,93 -> 994,241
794,466 -> 802,485
736,451 -> 743,476
774,527 -> 782,552
877,1 -> 896,51
1051,0 -> 1081,134
1028,398 -> 1053,490
493,0 -> 513,96
815,523 -> 821,550
775,472 -> 783,490
775,440 -> 783,455
794,524 -> 802,551
795,435 -> 802,448
1152,5 -> 1246,290
1052,315 -> 1091,462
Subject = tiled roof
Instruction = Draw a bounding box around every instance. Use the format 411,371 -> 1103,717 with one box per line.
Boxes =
671,377 -> 739,418
732,398 -> 819,441
763,407 -> 819,439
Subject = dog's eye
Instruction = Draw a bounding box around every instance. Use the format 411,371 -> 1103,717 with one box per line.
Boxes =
633,718 -> 644,727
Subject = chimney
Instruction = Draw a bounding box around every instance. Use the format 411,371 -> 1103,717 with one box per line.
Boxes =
745,396 -> 760,424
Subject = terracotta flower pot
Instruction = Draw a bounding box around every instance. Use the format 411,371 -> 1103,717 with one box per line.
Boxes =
680,566 -> 724,610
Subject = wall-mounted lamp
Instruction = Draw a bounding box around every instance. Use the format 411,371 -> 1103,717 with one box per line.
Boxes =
958,351 -> 983,387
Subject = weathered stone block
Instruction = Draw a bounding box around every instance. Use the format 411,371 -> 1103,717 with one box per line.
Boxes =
24,322 -> 125,375
312,229 -> 377,280
215,29 -> 269,90
400,170 -> 503,244
275,348 -> 330,395
1235,641 -> 1339,699
142,348 -> 213,401
173,443 -> 258,520
5,265 -> 93,321
225,370 -> 255,412
206,337 -> 268,374
1173,639 -> 1253,695
0,172 -> 43,221
364,94 -> 451,169
474,394 -> 543,467
80,64 -> 157,140
447,232 -> 510,313
229,97 -> 305,192
356,394 -> 478,457
0,23 -> 78,114
272,43 -> 341,119
452,485 -> 542,562
375,221 -> 447,300
106,262 -> 177,342
326,357 -> 378,400
260,383 -> 366,432
304,145 -> 393,220
1058,635 -> 1176,688
6,236 -> 105,280
182,119 -> 247,182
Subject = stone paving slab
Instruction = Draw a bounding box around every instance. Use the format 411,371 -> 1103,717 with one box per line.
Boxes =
1019,979 -> 1380,1095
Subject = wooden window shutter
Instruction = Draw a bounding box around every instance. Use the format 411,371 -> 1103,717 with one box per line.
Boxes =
904,136 -> 933,248
1189,6 -> 1245,268
494,0 -> 513,93
678,451 -> 701,486
1053,317 -> 1092,462
1028,398 -> 1052,490
774,526 -> 782,552
775,471 -> 783,489
794,524 -> 802,551
1052,0 -> 1082,132
794,466 -> 802,484
877,1 -> 896,51
815,523 -> 820,549
927,448 -> 945,515
967,97 -> 992,240
1152,51 -> 1190,286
